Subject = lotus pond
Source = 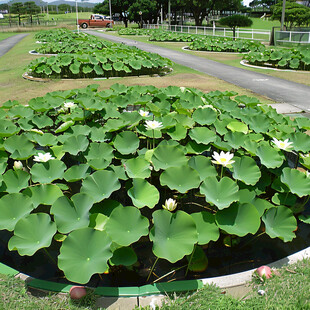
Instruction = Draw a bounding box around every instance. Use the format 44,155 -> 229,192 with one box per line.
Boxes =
28,29 -> 172,79
0,84 -> 310,286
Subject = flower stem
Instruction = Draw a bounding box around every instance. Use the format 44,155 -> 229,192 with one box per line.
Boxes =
147,257 -> 159,282
152,130 -> 155,149
185,244 -> 197,277
220,166 -> 224,179
43,248 -> 57,265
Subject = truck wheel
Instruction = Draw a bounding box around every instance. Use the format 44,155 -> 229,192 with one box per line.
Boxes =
81,23 -> 88,29
106,23 -> 111,28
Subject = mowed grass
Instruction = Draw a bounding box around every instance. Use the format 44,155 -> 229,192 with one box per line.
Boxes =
0,32 -> 276,106
0,33 -> 19,41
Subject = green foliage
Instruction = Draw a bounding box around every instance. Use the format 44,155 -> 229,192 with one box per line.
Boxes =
0,84 -> 309,284
219,15 -> 253,39
244,47 -> 310,71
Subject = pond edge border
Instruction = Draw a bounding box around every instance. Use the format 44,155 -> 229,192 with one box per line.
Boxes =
240,60 -> 310,73
0,245 -> 309,298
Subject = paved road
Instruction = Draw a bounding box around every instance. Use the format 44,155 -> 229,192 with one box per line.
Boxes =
86,30 -> 310,111
0,34 -> 29,57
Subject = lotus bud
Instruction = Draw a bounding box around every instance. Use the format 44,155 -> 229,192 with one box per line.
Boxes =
163,198 -> 177,212
256,265 -> 272,279
13,161 -> 23,171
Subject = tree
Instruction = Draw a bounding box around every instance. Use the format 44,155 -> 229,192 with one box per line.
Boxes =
24,1 -> 40,24
183,0 -> 217,26
219,14 -> 253,39
128,0 -> 158,27
272,0 -> 310,28
10,2 -> 25,26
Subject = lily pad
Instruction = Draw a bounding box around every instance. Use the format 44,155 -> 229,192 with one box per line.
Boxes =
51,193 -> 93,234
30,160 -> 66,184
160,165 -> 201,193
110,247 -> 137,266
215,203 -> 260,236
105,206 -> 149,246
280,167 -> 310,197
113,131 -> 140,155
58,227 -> 112,284
200,176 -> 239,210
262,206 -> 297,242
149,210 -> 198,263
8,213 -> 57,256
191,212 -> 220,245
256,144 -> 284,169
188,156 -> 217,181
80,170 -> 120,203
124,157 -> 151,179
127,178 -> 160,209
232,156 -> 261,185
2,169 -> 30,193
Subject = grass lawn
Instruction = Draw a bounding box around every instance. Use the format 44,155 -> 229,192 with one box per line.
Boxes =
0,33 -> 276,106
0,33 -> 19,41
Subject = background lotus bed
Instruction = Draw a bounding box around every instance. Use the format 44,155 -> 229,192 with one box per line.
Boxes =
27,29 -> 172,79
0,83 -> 310,285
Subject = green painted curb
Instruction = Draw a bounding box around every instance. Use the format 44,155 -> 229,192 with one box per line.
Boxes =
0,263 -> 19,276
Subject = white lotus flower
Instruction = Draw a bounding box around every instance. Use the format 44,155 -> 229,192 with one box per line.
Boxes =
272,138 -> 293,150
33,152 -> 55,162
163,198 -> 177,212
139,110 -> 150,117
145,120 -> 163,130
13,161 -> 23,170
212,151 -> 235,167
64,102 -> 76,109
180,87 -> 186,93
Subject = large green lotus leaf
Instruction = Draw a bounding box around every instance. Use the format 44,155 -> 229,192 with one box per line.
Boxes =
246,115 -> 270,133
85,142 -> 114,170
113,131 -> 139,155
4,134 -> 35,160
110,246 -> 137,266
243,138 -> 258,156
105,206 -> 149,246
124,157 -> 151,179
105,119 -> 128,132
7,105 -> 33,119
70,125 -> 91,137
51,193 -> 93,234
191,212 -> 220,245
288,132 -> 310,153
256,145 -> 284,169
252,198 -> 275,216
127,178 -> 159,209
189,127 -> 216,145
224,132 -> 246,149
280,167 -> 310,197
149,210 -> 198,263
107,165 -> 128,181
262,206 -> 297,242
2,169 -> 30,193
232,156 -> 261,185
174,114 -> 195,128
192,107 -> 217,125
160,165 -> 201,193
200,176 -> 239,210
151,145 -> 188,171
89,213 -> 109,231
185,141 -> 210,154
215,203 -> 260,236
58,227 -> 112,284
31,114 -> 53,129
80,170 -> 120,203
0,120 -> 20,137
62,135 -> 89,156
22,184 -> 63,208
8,213 -> 57,256
0,193 -> 34,231
299,214 -> 310,224
63,164 -> 91,182
188,155 -> 217,181
30,160 -> 66,184
90,127 -> 108,142
166,123 -> 187,141
300,156 -> 310,170
227,121 -> 248,134
33,133 -> 58,147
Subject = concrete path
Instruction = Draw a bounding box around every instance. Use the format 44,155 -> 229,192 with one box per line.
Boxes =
0,33 -> 29,57
86,30 -> 310,111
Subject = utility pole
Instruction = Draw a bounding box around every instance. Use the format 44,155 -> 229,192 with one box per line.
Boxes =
280,0 -> 286,31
